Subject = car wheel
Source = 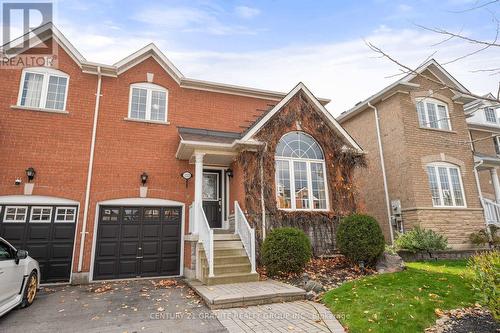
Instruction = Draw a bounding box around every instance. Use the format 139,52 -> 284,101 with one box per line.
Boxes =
20,271 -> 37,308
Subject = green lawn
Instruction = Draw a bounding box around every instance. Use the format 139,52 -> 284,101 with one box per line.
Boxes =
322,260 -> 477,333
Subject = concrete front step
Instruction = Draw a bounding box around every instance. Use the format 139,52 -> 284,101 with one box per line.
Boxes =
202,262 -> 251,275
205,272 -> 259,286
214,240 -> 243,249
213,234 -> 240,241
186,279 -> 306,309
201,254 -> 250,265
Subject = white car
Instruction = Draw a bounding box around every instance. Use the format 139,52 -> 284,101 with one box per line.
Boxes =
0,237 -> 40,317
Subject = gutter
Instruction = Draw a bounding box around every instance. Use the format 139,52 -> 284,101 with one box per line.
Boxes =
368,102 -> 394,244
78,66 -> 102,272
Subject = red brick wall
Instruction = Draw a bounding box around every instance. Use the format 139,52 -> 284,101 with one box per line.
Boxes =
0,38 -> 278,274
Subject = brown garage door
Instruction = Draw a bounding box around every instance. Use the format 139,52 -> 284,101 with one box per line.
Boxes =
93,206 -> 182,280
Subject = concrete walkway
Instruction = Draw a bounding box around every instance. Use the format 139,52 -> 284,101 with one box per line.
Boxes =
214,301 -> 345,333
187,279 -> 305,309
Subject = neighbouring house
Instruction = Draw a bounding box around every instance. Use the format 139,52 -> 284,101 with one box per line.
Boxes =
338,59 -> 496,249
465,94 -> 500,227
0,24 -> 364,285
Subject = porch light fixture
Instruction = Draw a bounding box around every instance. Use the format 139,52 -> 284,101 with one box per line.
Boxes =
226,169 -> 234,178
140,172 -> 148,186
25,167 -> 36,183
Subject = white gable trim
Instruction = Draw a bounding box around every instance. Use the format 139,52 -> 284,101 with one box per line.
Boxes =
400,59 -> 470,93
240,83 -> 362,152
114,44 -> 184,83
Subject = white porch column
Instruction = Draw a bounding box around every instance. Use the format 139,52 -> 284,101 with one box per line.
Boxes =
490,168 -> 500,203
193,152 -> 205,234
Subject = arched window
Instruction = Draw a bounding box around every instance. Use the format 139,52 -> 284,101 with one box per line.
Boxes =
426,162 -> 466,207
128,82 -> 168,122
17,67 -> 69,111
275,132 -> 328,210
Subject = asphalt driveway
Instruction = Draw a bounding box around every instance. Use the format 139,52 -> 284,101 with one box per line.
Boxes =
0,278 -> 226,333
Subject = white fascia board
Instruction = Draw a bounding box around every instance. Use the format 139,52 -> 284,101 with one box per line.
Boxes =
400,59 -> 470,93
337,82 -> 420,122
114,44 -> 184,83
0,195 -> 79,205
240,82 -> 362,152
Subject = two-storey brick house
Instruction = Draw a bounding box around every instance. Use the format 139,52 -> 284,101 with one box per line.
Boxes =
338,60 -> 489,249
0,24 -> 364,285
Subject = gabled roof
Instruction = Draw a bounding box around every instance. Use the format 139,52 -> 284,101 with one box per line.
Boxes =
337,59 -> 474,122
114,43 -> 184,82
240,82 -> 362,152
1,23 -> 332,103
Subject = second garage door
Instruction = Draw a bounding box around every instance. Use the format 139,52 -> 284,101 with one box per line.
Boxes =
93,206 -> 182,281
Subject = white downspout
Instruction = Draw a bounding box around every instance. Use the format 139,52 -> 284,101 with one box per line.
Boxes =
78,67 -> 102,272
368,102 -> 394,244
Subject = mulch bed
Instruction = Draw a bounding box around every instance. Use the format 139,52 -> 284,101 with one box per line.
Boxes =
425,306 -> 499,333
258,256 -> 374,294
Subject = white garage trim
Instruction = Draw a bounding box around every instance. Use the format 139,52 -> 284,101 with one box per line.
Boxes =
88,197 -> 185,283
0,195 -> 79,205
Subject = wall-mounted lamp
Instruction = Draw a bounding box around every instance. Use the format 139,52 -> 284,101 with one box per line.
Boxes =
226,169 -> 234,178
25,167 -> 36,183
181,171 -> 192,188
140,172 -> 148,186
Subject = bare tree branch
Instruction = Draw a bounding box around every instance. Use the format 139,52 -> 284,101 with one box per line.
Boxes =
448,0 -> 499,13
365,41 -> 500,103
415,23 -> 500,48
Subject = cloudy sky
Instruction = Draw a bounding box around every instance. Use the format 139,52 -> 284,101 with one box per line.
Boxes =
5,0 -> 500,115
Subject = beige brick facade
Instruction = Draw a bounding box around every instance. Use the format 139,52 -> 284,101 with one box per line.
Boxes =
340,69 -> 486,249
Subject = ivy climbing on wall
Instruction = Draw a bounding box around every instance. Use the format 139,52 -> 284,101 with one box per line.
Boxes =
237,91 -> 366,256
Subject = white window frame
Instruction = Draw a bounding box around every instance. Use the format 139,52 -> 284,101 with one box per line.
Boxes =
17,67 -> 70,111
494,136 -> 500,156
275,158 -> 330,212
426,162 -> 467,208
3,206 -> 28,223
127,82 -> 168,122
485,107 -> 497,123
416,98 -> 452,131
54,207 -> 77,223
29,206 -> 53,223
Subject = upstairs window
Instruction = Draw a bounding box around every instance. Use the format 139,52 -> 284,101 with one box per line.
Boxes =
494,136 -> 500,155
17,67 -> 69,111
485,107 -> 497,123
426,163 -> 466,207
416,98 -> 451,131
275,132 -> 328,211
128,83 -> 168,122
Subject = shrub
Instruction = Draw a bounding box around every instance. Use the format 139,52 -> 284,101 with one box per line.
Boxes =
336,214 -> 385,266
394,227 -> 448,253
469,226 -> 500,247
468,251 -> 500,320
261,227 -> 312,276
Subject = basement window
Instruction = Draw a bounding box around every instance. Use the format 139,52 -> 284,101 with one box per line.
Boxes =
17,67 -> 69,111
275,131 -> 329,211
426,163 -> 466,207
128,83 -> 168,122
416,98 -> 451,131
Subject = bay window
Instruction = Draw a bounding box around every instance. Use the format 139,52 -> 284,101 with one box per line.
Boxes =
17,67 -> 69,111
426,163 -> 466,207
128,83 -> 168,122
416,98 -> 451,130
275,132 -> 328,210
